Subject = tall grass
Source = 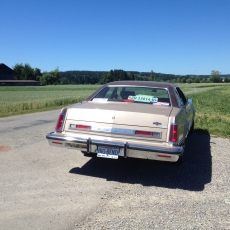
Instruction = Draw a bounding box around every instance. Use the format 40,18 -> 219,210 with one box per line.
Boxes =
0,85 -> 101,117
185,85 -> 230,138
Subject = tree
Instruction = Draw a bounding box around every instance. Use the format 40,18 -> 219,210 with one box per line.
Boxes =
13,63 -> 41,81
210,70 -> 221,83
224,77 -> 230,83
22,64 -> 34,80
176,78 -> 181,83
186,78 -> 192,84
127,72 -> 136,80
194,77 -> 200,83
13,63 -> 24,80
34,68 -> 42,81
99,70 -> 132,84
40,68 -> 60,85
150,70 -> 154,81
181,77 -> 186,83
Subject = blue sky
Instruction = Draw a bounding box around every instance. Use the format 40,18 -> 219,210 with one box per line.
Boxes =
1,0 -> 230,75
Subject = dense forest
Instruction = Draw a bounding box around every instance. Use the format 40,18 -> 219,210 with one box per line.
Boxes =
13,63 -> 230,85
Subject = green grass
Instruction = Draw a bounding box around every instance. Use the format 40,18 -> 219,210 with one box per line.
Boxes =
1,83 -> 230,139
0,85 -> 101,117
184,84 -> 230,138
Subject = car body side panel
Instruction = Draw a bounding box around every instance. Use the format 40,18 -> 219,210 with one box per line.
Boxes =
185,101 -> 195,129
176,108 -> 187,141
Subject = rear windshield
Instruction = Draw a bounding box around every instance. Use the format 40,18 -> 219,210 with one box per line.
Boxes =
91,86 -> 171,106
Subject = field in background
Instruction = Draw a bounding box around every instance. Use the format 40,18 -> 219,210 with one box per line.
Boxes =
0,85 -> 101,117
185,84 -> 230,138
1,83 -> 230,138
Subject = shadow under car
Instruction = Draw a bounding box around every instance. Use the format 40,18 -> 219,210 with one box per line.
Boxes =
69,131 -> 212,191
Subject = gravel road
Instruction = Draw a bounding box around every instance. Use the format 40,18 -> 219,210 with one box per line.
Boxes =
0,110 -> 230,229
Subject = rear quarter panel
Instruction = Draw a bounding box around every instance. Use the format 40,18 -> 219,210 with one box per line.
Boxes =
170,107 -> 186,142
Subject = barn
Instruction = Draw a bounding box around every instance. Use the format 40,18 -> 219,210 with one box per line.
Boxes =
0,63 -> 40,86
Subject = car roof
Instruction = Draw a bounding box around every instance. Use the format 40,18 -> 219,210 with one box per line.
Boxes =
105,81 -> 177,90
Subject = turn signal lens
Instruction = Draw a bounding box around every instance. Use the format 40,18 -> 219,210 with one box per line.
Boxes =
135,130 -> 152,136
76,125 -> 91,130
169,124 -> 178,143
56,114 -> 64,132
157,154 -> 171,158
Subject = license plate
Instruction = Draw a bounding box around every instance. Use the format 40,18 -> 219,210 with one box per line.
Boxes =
96,146 -> 120,159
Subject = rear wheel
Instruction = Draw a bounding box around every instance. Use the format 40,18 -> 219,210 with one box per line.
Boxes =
81,151 -> 97,157
176,154 -> 184,164
188,121 -> 194,136
175,145 -> 185,164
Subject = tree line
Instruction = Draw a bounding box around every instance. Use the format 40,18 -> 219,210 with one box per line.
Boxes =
13,63 -> 230,85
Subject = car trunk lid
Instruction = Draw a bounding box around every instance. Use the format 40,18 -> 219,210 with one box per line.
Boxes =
67,102 -> 171,125
64,102 -> 173,141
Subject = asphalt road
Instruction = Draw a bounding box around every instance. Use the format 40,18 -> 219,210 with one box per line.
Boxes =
0,110 -> 230,229
0,110 -> 121,229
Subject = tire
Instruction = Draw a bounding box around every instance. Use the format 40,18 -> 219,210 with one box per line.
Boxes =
188,121 -> 194,136
81,151 -> 96,158
176,154 -> 184,164
175,145 -> 185,164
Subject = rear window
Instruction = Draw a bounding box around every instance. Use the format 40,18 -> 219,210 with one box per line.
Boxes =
91,86 -> 171,106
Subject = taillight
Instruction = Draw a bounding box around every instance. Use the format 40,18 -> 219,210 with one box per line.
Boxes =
169,123 -> 178,143
76,125 -> 91,130
55,114 -> 65,132
135,130 -> 152,136
124,99 -> 134,103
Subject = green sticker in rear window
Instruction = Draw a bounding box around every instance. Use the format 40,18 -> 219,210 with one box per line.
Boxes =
128,94 -> 158,103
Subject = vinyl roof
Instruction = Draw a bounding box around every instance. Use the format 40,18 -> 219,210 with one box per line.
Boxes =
105,81 -> 177,89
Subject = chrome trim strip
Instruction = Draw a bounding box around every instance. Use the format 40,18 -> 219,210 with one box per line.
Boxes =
91,139 -> 125,148
69,124 -> 162,139
128,143 -> 183,154
92,127 -> 135,135
46,132 -> 183,155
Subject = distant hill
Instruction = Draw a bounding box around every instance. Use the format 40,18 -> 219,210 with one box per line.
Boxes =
59,70 -> 230,84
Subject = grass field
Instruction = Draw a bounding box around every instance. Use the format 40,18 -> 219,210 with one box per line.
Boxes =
0,85 -> 101,117
184,84 -> 230,138
1,83 -> 230,138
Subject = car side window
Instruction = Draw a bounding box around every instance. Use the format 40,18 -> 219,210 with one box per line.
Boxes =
174,89 -> 183,106
176,87 -> 187,105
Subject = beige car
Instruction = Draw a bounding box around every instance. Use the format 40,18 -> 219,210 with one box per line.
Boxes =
46,81 -> 195,163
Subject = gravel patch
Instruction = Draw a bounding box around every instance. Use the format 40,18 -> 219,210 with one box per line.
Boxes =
75,133 -> 230,229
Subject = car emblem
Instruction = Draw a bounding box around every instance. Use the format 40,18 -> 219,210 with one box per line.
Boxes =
112,116 -> 115,119
153,122 -> 161,126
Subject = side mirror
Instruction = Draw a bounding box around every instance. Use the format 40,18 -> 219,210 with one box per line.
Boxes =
187,98 -> 193,103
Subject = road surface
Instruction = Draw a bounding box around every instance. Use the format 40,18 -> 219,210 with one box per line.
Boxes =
0,110 -> 230,229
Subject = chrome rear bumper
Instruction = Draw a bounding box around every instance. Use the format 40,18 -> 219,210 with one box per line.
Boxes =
46,132 -> 184,162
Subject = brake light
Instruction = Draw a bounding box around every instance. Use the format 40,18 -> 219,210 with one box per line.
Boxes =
76,125 -> 91,130
56,114 -> 65,132
52,141 -> 63,145
135,130 -> 152,136
124,99 -> 134,103
157,154 -> 171,158
169,124 -> 178,142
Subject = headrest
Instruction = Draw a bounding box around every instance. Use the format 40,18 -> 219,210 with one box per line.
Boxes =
120,91 -> 135,99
